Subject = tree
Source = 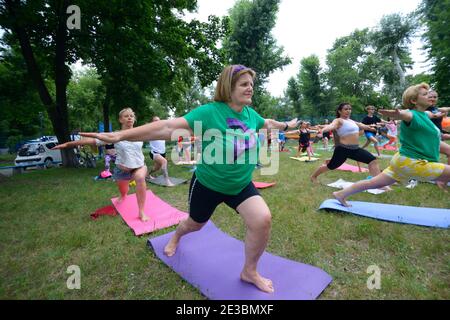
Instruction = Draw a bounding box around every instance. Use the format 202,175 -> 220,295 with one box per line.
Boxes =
0,44 -> 49,150
298,55 -> 329,117
172,77 -> 210,117
371,13 -> 417,105
1,0 -> 81,166
420,0 -> 450,105
79,1 -> 227,131
285,77 -> 302,117
223,0 -> 291,110
325,29 -> 385,112
0,0 -> 227,167
262,95 -> 294,120
67,68 -> 104,132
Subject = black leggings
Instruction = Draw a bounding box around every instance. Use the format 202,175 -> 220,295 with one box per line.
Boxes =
327,145 -> 376,170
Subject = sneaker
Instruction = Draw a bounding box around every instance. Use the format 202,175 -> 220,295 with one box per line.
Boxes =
406,179 -> 418,189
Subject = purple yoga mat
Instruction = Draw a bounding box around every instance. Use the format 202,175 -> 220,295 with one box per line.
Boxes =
148,221 -> 332,300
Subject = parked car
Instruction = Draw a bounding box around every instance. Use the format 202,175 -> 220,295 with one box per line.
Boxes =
14,140 -> 61,169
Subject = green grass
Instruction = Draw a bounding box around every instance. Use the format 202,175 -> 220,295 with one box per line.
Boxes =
0,142 -> 448,299
0,153 -> 15,167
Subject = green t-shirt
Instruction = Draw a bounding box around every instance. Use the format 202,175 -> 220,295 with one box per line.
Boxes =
399,110 -> 440,162
184,101 -> 266,195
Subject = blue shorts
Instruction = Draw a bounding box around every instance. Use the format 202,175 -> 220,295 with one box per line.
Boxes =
113,167 -> 133,181
364,132 -> 376,139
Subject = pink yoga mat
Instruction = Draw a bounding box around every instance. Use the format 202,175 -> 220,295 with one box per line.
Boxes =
337,163 -> 369,173
380,145 -> 397,151
253,181 -> 276,189
112,190 -> 188,236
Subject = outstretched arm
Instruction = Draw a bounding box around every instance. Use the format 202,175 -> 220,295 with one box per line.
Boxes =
52,137 -> 97,150
376,112 -> 389,122
355,122 -> 377,132
320,119 -> 341,133
379,109 -> 413,122
425,110 -> 446,119
80,118 -> 191,143
263,118 -> 298,131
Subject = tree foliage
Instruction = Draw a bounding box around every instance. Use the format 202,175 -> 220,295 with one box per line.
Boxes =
420,0 -> 450,105
285,77 -> 302,116
67,68 -> 104,131
371,13 -> 417,105
298,55 -> 330,117
0,0 -> 227,165
223,0 -> 291,110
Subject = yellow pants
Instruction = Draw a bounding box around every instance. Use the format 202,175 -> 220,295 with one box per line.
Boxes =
383,153 -> 445,183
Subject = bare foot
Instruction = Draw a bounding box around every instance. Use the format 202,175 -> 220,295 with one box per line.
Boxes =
436,181 -> 448,192
310,175 -> 319,184
333,191 -> 351,207
139,213 -> 149,222
165,179 -> 175,187
164,236 -> 179,257
117,195 -> 127,204
240,271 -> 274,293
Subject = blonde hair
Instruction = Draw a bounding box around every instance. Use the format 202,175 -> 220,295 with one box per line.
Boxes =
214,65 -> 256,102
365,105 -> 376,111
118,108 -> 136,121
402,83 -> 430,109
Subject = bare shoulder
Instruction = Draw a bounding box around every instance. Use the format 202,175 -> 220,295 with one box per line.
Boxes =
333,118 -> 343,127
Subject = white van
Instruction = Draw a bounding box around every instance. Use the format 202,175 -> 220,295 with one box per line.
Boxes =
14,140 -> 62,169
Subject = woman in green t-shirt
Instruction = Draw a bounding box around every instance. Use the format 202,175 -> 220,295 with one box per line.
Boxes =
81,65 -> 298,293
333,83 -> 450,207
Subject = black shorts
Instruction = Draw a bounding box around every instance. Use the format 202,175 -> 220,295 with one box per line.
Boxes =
327,145 -> 376,170
188,173 -> 260,223
299,142 -> 310,152
149,152 -> 166,160
322,132 -> 330,139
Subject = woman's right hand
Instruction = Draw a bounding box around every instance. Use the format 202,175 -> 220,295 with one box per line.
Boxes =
52,142 -> 71,150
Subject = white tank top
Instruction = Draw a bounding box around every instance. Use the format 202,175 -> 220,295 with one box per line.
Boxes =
96,139 -> 144,169
149,140 -> 166,154
336,119 -> 359,137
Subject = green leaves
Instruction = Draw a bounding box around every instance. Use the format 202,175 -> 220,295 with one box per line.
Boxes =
420,0 -> 450,105
223,0 -> 291,112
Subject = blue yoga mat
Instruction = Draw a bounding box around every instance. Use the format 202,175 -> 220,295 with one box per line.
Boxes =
148,221 -> 332,300
319,199 -> 450,228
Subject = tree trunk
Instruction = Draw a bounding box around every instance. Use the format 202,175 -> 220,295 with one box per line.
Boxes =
54,0 -> 77,167
393,48 -> 406,89
102,87 -> 112,133
5,0 -> 77,167
392,48 -> 406,106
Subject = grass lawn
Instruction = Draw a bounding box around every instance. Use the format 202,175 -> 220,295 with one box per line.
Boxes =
0,142 -> 449,299
0,153 -> 15,167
